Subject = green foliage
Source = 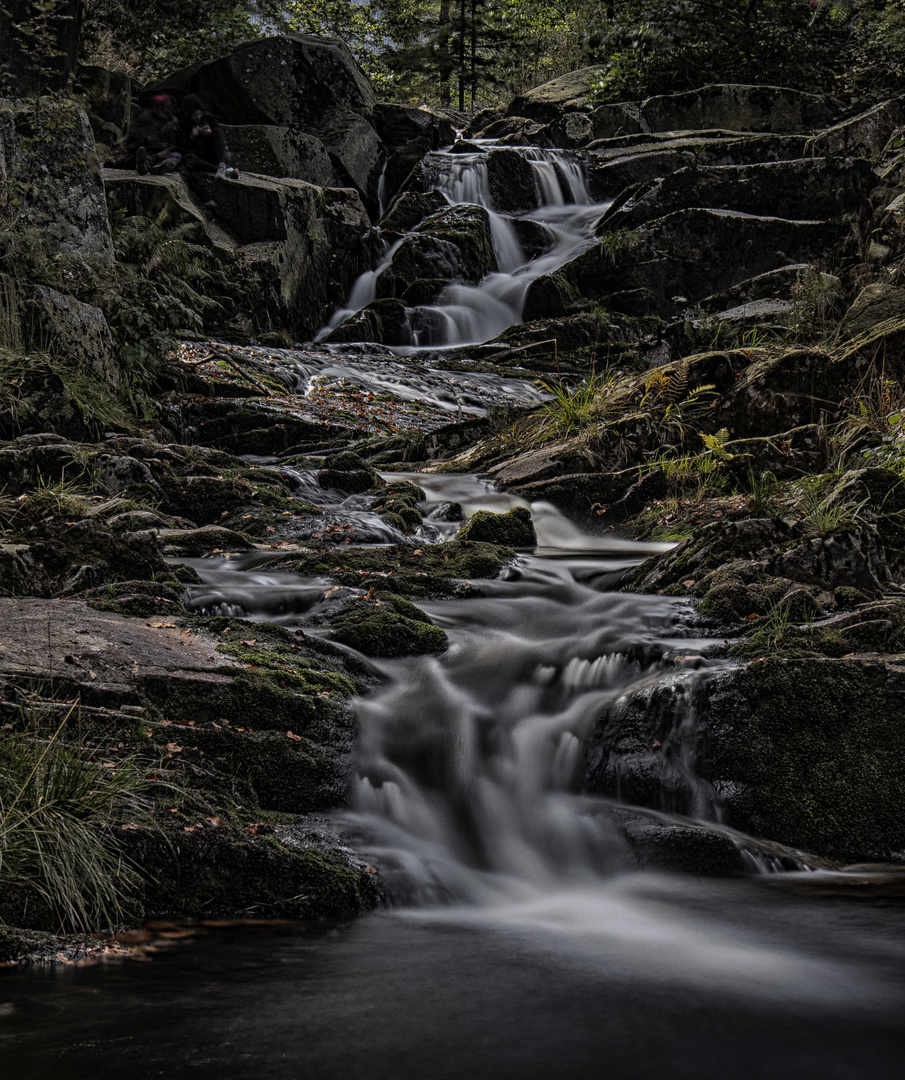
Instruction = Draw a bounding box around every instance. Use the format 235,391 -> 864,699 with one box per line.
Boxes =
82,0 -> 288,81
585,0 -> 849,102
101,208 -> 250,396
0,703 -> 155,932
539,371 -> 617,431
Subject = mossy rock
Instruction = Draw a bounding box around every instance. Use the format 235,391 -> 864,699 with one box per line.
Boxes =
329,593 -> 448,657
456,506 -> 537,547
272,539 -> 512,598
708,657 -> 905,860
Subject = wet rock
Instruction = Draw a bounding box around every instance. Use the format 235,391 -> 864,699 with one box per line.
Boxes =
322,297 -> 409,347
328,593 -> 448,657
318,451 -> 381,494
156,526 -> 254,556
486,148 -> 538,213
380,189 -> 447,234
456,506 -> 537,547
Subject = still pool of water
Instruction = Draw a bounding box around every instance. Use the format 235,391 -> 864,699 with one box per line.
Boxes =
2,876 -> 905,1080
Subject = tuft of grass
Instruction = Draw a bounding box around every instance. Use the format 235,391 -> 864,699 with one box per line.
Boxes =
793,477 -> 869,536
0,703 -> 157,932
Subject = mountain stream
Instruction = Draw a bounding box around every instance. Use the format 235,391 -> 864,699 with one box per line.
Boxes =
2,144 -> 904,1080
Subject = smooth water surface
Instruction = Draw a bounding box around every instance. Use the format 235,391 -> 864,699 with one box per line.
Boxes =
3,879 -> 905,1080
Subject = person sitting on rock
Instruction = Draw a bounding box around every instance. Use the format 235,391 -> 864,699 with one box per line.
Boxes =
177,95 -> 238,178
128,93 -> 180,175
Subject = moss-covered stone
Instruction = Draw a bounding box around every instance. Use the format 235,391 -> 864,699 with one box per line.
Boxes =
708,657 -> 905,860
272,539 -> 512,598
328,592 -> 448,657
456,506 -> 537,547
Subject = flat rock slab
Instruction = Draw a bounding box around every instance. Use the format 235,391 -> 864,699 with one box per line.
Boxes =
0,598 -> 227,700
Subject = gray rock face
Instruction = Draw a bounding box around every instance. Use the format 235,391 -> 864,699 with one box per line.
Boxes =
806,99 -> 905,159
152,34 -> 376,130
24,287 -> 123,387
507,78 -> 838,137
0,98 -> 114,271
222,124 -> 333,186
600,158 -> 876,231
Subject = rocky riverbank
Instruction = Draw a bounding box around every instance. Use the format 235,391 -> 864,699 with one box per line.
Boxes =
3,35 -> 905,962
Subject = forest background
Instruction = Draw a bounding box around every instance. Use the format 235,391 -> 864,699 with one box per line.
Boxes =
63,1 -> 905,114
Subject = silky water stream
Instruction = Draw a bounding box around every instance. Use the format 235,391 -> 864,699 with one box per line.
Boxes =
3,149 -> 905,1077
3,478 -> 905,1080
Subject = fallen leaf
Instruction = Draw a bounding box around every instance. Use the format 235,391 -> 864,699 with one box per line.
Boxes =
165,743 -> 183,753
682,579 -> 695,588
241,639 -> 256,646
286,730 -> 302,741
207,817 -> 222,827
364,866 -> 378,874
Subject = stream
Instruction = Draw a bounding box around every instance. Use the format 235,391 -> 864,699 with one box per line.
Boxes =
2,144 -> 905,1078
3,478 -> 904,1079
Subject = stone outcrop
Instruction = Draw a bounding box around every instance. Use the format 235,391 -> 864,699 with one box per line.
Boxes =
0,97 -> 114,271
504,80 -> 839,143
150,35 -> 386,213
103,168 -> 376,341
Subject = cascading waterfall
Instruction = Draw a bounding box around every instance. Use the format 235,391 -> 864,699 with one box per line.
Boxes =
181,473 -> 782,907
319,143 -> 607,349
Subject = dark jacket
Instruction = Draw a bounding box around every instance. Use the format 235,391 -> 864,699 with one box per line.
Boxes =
177,95 -> 227,166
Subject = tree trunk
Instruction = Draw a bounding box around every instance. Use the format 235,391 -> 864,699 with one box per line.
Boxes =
439,0 -> 451,107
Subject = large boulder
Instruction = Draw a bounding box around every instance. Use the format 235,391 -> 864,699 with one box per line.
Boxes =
376,204 -> 497,303
639,84 -> 839,135
185,172 -> 376,339
506,67 -> 600,122
315,107 -> 386,215
600,158 -> 876,232
526,209 -> 836,320
806,99 -> 905,159
151,34 -> 375,129
585,655 -> 905,861
23,287 -> 122,386
0,98 -> 114,272
838,283 -> 905,339
507,79 -> 838,134
706,657 -> 905,860
150,35 -> 385,213
222,125 -> 333,186
103,169 -> 375,341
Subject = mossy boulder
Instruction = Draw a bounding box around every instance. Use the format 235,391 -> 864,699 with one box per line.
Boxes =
707,656 -> 905,860
328,593 -> 448,657
456,506 -> 537,547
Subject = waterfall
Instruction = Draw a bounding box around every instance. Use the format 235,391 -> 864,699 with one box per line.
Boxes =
319,143 -> 609,350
